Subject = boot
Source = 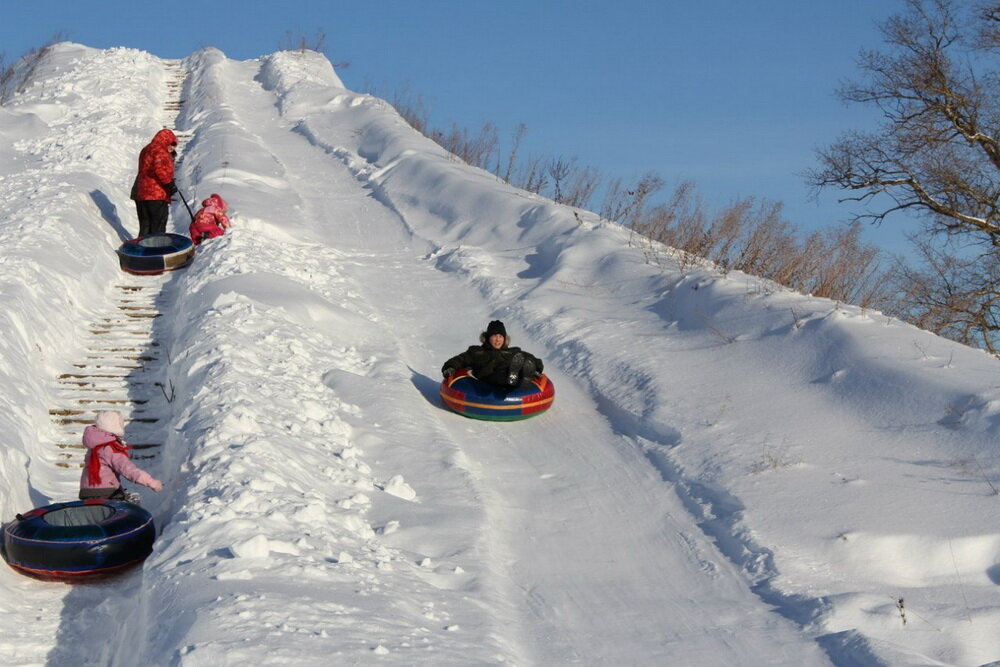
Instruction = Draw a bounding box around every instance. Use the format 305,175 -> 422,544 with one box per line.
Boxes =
506,352 -> 525,386
519,359 -> 540,386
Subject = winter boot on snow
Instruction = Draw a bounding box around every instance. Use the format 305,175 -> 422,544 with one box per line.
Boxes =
507,352 -> 525,387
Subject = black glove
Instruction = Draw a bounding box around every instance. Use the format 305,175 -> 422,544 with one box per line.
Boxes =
165,181 -> 177,195
442,367 -> 455,378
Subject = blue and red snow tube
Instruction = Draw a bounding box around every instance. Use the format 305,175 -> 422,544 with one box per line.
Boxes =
2,499 -> 156,582
440,368 -> 555,421
116,233 -> 194,275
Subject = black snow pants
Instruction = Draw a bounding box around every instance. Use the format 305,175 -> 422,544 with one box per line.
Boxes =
135,200 -> 168,237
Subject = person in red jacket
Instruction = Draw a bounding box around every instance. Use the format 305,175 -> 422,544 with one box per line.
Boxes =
189,193 -> 231,246
78,411 -> 163,505
131,128 -> 178,238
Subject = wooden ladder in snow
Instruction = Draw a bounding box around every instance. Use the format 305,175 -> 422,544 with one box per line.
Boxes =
47,60 -> 190,471
164,61 -> 193,164
49,283 -> 171,468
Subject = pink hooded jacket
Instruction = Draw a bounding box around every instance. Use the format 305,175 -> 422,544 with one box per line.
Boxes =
79,413 -> 161,492
189,193 -> 231,246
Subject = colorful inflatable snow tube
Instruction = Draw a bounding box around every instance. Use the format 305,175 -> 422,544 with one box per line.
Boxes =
2,499 -> 156,582
116,233 -> 194,275
440,368 -> 555,421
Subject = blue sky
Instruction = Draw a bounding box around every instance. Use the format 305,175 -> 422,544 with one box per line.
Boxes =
1,0 -> 911,254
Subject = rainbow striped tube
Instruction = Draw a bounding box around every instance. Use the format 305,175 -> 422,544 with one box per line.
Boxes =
440,368 -> 555,421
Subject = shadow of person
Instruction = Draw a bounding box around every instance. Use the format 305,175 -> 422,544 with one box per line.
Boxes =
27,484 -> 53,508
89,189 -> 132,242
408,366 -> 447,409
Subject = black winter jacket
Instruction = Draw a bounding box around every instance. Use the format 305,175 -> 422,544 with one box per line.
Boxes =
442,344 -> 543,387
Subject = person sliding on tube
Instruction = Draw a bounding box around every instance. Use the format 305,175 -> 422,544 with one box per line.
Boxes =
131,128 -> 178,238
79,411 -> 163,505
442,320 -> 543,388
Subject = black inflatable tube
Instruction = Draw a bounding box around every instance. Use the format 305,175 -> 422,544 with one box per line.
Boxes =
116,233 -> 194,275
2,499 -> 156,581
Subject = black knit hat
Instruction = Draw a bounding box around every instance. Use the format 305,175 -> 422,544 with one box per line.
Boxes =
485,320 -> 507,338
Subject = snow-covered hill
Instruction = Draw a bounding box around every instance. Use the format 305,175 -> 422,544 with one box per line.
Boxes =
0,43 -> 998,666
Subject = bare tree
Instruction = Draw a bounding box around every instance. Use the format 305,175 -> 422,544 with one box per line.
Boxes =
433,122 -> 499,170
1,33 -> 66,105
390,84 -> 431,135
510,155 -> 549,194
600,171 -> 664,228
811,0 -> 1000,351
890,240 -> 1000,353
548,157 -> 573,203
279,29 -> 349,69
281,29 -> 325,54
977,3 -> 1000,48
502,123 -> 527,182
562,164 -> 601,209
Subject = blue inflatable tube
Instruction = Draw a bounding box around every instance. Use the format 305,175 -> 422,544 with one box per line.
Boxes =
2,499 -> 156,581
116,233 -> 194,275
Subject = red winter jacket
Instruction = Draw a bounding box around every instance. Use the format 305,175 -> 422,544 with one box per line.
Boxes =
189,194 -> 231,246
133,129 -> 177,201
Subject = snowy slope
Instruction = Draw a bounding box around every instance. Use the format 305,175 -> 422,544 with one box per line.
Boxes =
0,43 -> 998,666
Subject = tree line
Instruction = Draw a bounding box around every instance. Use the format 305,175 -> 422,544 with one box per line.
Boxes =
812,0 -> 999,355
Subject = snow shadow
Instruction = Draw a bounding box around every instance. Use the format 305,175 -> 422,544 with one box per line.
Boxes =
815,630 -> 888,666
46,570 -> 147,665
516,235 -> 565,280
592,391 -> 826,635
641,437 -> 826,631
409,366 -> 449,413
988,563 -> 1000,585
642,275 -> 732,336
89,189 -> 132,242
27,480 -> 51,509
887,456 -> 996,496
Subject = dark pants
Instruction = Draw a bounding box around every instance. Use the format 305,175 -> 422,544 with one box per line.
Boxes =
79,487 -> 126,500
135,200 -> 169,237
80,486 -> 141,504
480,358 -> 539,388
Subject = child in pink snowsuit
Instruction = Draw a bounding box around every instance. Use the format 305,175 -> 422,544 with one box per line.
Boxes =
79,411 -> 163,503
189,193 -> 231,247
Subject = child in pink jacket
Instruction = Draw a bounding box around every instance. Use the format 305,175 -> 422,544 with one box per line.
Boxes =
78,411 -> 162,504
189,193 -> 231,246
